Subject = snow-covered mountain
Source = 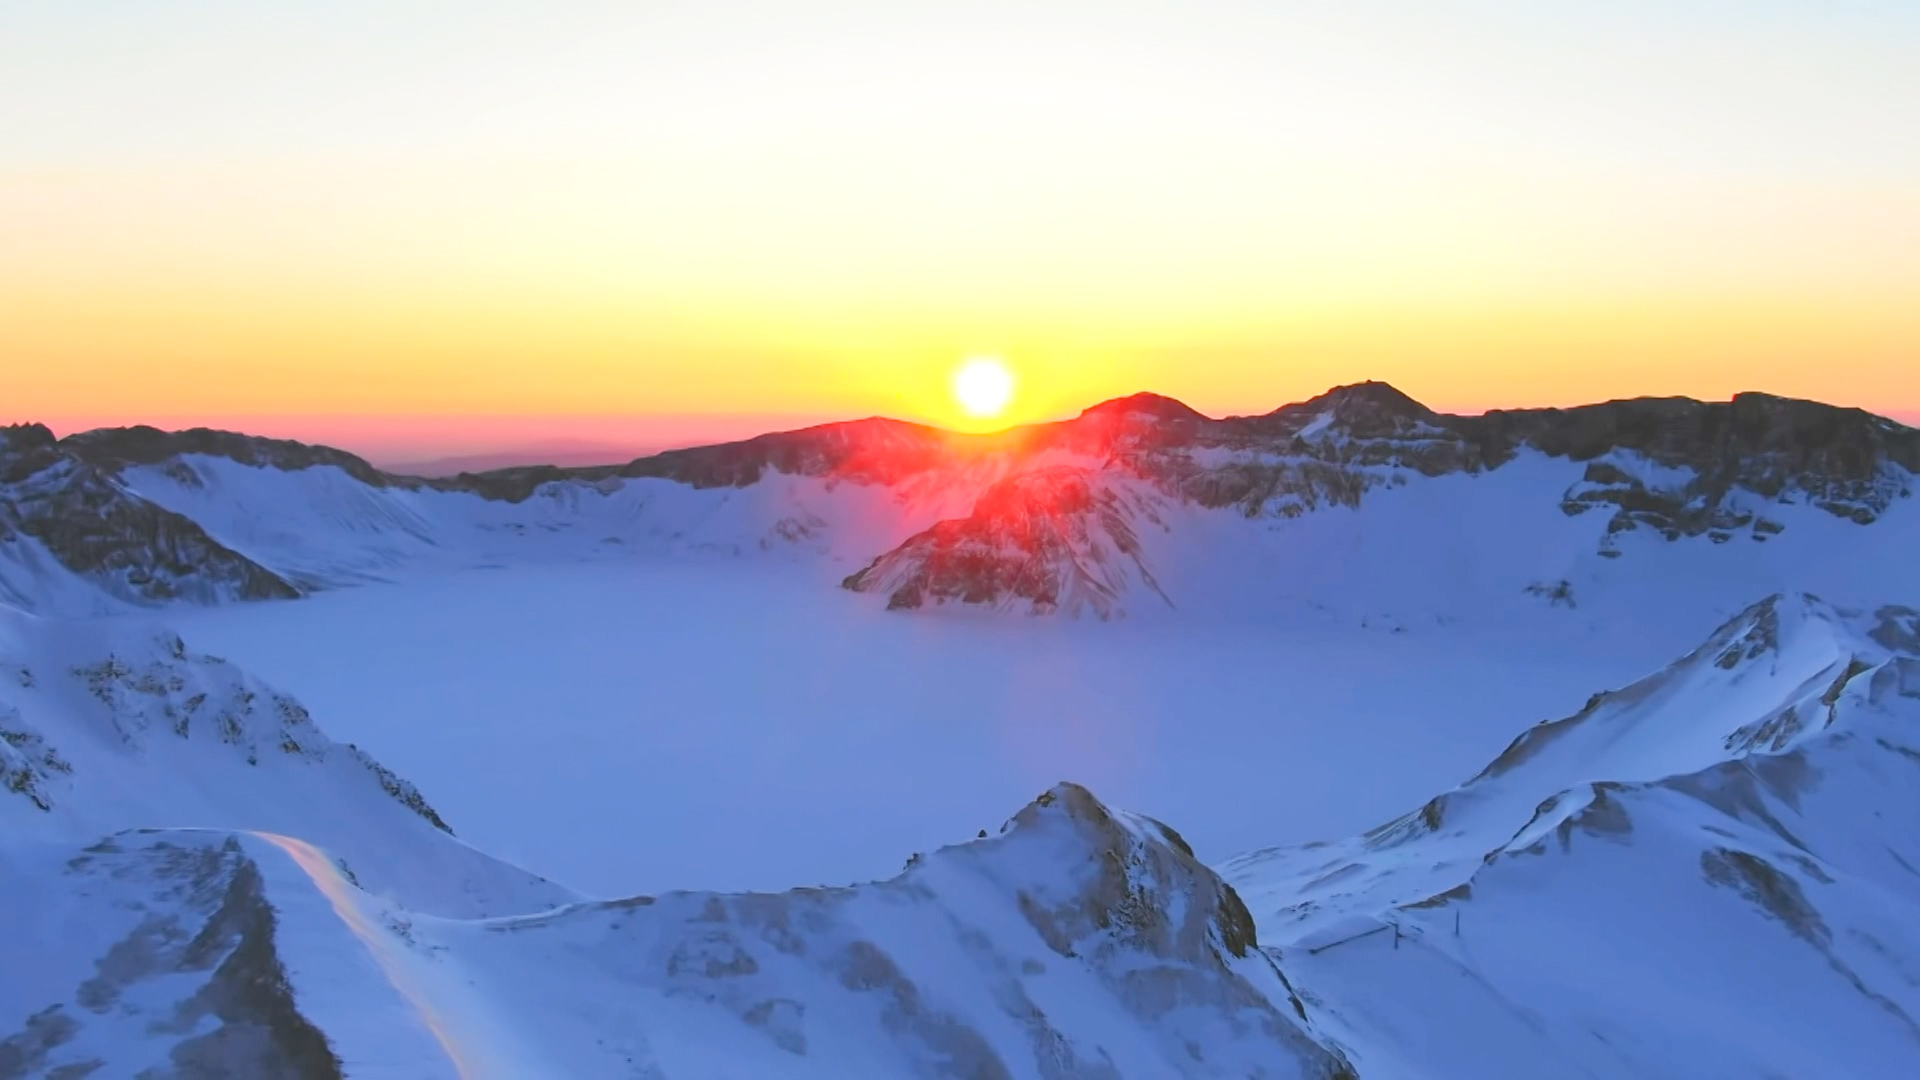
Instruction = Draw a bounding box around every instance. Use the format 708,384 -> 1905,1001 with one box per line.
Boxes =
0,609 -> 1357,1077
13,591 -> 1920,1076
6,385 -> 1920,1077
842,466 -> 1172,616
0,604 -> 571,920
8,383 -> 1918,624
1223,595 -> 1920,1077
0,424 -> 298,614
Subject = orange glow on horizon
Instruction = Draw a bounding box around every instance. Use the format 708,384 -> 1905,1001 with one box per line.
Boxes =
3,5 -> 1918,441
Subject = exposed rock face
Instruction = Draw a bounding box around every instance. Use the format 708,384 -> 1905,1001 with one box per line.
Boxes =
841,387 -> 1919,613
0,702 -> 70,811
843,467 -> 1171,618
0,613 -> 451,834
14,383 -> 1917,615
430,783 -> 1359,1076
62,425 -> 397,489
1,784 -> 1357,1078
1492,393 -> 1920,547
0,835 -> 345,1080
1,424 -> 299,609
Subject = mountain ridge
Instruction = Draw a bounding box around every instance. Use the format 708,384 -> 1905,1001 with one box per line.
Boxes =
1220,593 -> 1920,1077
43,381 -> 1920,489
7,382 -> 1918,619
0,594 -> 1361,1080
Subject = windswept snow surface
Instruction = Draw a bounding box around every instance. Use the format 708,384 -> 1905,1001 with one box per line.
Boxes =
7,388 -> 1920,1075
164,559 -> 1685,898
0,604 -> 573,918
2,790 -> 1357,1079
105,436 -> 1920,630
1,603 -> 1357,1077
1225,596 -> 1920,1078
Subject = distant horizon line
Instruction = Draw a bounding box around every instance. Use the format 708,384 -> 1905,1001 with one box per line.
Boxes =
12,383 -> 1920,471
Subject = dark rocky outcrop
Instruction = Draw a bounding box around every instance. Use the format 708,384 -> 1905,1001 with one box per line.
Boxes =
842,386 -> 1919,611
0,837 -> 344,1079
2,425 -> 299,608
62,426 -> 396,490
14,382 -> 1917,616
842,467 -> 1167,617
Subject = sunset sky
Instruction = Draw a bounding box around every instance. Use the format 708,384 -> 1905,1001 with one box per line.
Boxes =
5,2 -> 1918,461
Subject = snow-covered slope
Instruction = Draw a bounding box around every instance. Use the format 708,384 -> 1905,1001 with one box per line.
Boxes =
12,384 -> 1916,627
843,466 -> 1172,618
0,601 -> 1363,1076
58,423 -> 1008,598
8,386 -> 1919,1077
0,604 -> 572,919
1223,595 -> 1920,1078
1,424 -> 298,614
2,783 -> 1359,1078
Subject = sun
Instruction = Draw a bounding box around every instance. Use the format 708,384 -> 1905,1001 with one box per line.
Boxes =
952,357 -> 1015,419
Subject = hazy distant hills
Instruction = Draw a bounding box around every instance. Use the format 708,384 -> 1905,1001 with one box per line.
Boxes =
378,439 -> 672,478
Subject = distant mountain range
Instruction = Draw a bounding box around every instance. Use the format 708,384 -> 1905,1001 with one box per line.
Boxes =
4,382 -> 1920,1075
377,439 -> 672,477
3,381 -> 1916,626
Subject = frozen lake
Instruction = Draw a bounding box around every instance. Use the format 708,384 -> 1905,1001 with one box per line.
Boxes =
166,560 -> 1678,897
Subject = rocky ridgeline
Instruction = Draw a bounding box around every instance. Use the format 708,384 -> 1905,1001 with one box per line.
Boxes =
842,385 -> 1920,611
9,383 -> 1916,615
0,617 -> 450,832
2,424 -> 299,607
841,467 -> 1170,617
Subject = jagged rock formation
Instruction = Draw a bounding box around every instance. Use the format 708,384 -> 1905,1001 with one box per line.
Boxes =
10,383 -> 1917,616
842,467 -> 1171,617
0,835 -> 346,1080
842,387 -> 1920,613
0,777 -> 1359,1077
1,424 -> 299,610
0,606 -> 572,919
0,598 -> 1363,1076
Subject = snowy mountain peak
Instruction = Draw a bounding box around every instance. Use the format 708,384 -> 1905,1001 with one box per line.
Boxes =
1078,392 -> 1210,424
0,831 -> 347,1079
0,423 -> 59,459
997,782 -> 1261,961
1218,596 -> 1920,1076
1226,591 -> 1916,935
2,431 -> 299,613
841,466 -> 1169,617
9,384 -> 1919,620
1273,380 -> 1436,429
2,778 -> 1360,1077
61,425 -> 395,487
0,607 -> 572,919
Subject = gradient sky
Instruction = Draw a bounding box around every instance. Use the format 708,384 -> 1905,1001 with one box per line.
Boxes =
4,2 -> 1918,458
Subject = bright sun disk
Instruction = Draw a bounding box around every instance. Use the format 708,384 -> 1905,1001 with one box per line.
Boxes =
953,357 -> 1015,419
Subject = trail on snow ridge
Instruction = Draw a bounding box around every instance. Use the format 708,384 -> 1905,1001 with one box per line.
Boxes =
254,832 -> 483,1080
